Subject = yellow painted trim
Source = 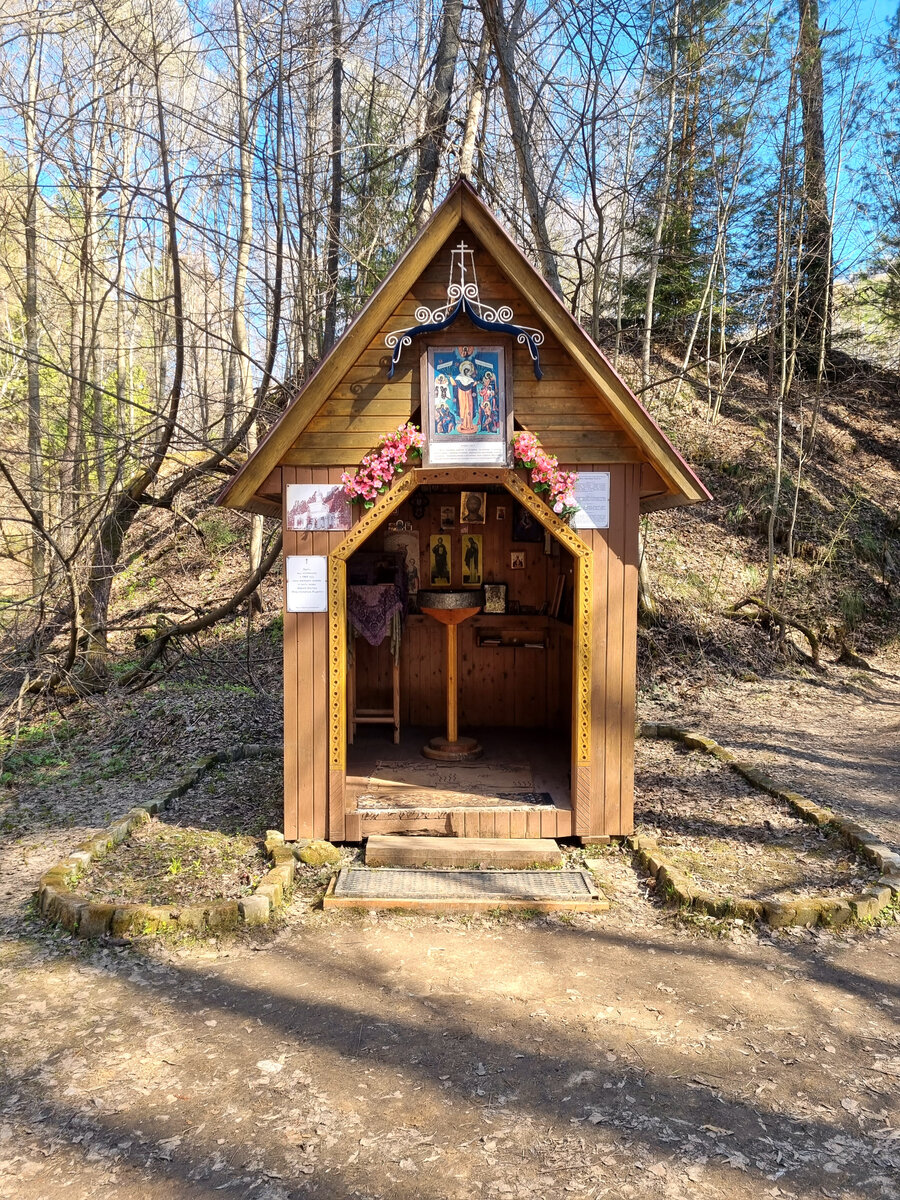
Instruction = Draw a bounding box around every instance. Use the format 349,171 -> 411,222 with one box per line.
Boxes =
325,466 -> 593,789
573,553 -> 592,765
331,471 -> 419,562
328,556 -> 348,774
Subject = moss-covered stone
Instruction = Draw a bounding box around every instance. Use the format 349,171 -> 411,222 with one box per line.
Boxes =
730,897 -> 764,921
645,853 -> 666,877
849,893 -> 883,921
255,880 -> 283,907
298,839 -> 341,866
834,820 -> 877,847
107,820 -> 133,846
764,897 -> 824,928
207,901 -> 240,931
55,893 -> 87,932
268,863 -> 294,893
239,895 -> 270,925
176,905 -> 208,930
78,902 -> 117,939
270,845 -> 295,868
818,898 -> 853,927
655,723 -> 687,740
39,868 -> 72,890
683,733 -> 718,753
39,885 -> 64,916
732,764 -> 779,795
110,904 -> 174,937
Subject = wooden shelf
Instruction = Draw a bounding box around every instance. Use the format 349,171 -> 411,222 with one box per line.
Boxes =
476,627 -> 548,650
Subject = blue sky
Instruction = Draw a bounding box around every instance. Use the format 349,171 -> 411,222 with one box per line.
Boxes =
829,0 -> 898,273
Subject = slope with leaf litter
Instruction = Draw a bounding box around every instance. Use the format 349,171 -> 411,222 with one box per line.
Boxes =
631,349 -> 900,680
634,737 -> 881,903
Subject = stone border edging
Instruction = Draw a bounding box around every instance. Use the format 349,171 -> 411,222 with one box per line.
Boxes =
634,723 -> 900,928
35,744 -> 304,938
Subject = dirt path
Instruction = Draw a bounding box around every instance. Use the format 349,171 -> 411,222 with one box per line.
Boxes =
0,669 -> 898,1200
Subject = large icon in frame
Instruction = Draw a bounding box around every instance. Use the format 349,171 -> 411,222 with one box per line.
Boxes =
423,344 -> 508,466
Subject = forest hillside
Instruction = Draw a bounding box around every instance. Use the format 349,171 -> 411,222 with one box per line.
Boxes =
1,0 -> 899,717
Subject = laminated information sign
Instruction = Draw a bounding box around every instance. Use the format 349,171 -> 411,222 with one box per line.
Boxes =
285,555 -> 328,612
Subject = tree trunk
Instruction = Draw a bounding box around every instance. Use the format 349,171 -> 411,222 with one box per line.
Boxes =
477,0 -> 562,295
227,0 -> 263,597
80,35 -> 185,677
796,0 -> 831,352
413,0 -> 463,226
23,29 -> 44,587
641,0 -> 680,391
460,30 -> 489,181
323,0 -> 342,352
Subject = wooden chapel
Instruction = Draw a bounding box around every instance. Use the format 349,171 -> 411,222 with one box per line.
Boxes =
218,179 -> 709,845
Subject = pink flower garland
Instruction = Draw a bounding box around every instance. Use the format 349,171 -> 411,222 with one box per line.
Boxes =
341,423 -> 425,507
512,431 -> 579,518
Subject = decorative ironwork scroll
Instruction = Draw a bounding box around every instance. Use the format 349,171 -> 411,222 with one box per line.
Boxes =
385,241 -> 545,379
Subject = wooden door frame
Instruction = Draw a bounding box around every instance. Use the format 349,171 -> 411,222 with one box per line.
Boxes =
326,467 -> 593,840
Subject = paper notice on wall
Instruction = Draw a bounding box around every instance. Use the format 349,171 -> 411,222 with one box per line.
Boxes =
572,470 -> 610,530
285,555 -> 328,612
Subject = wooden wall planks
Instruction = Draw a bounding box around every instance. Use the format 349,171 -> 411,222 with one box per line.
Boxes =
286,225 -> 647,467
350,488 -> 575,732
283,465 -> 639,840
282,465 -> 349,840
277,221 -> 647,839
577,462 -> 640,837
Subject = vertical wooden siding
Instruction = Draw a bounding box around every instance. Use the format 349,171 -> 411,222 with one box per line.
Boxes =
282,466 -> 348,840
284,463 -> 639,840
578,462 -> 640,836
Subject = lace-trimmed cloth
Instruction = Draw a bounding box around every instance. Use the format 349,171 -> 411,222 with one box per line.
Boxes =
347,584 -> 405,648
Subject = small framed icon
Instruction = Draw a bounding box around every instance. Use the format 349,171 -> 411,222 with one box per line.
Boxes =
483,582 -> 508,614
430,534 -> 452,585
460,491 -> 487,524
462,534 -> 483,586
510,550 -> 526,570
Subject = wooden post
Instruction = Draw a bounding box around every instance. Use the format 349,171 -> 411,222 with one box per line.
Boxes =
446,622 -> 458,743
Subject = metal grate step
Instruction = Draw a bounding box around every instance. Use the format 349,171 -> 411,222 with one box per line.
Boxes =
324,867 -> 608,913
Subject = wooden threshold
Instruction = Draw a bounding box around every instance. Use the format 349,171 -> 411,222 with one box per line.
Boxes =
348,806 -> 573,840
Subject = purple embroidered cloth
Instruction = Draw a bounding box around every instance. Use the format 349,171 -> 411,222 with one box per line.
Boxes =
348,584 -> 405,647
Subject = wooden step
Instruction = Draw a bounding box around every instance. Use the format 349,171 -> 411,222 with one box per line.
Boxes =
365,834 -> 564,869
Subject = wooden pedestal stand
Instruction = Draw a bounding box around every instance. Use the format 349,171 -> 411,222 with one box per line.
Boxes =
418,592 -> 483,762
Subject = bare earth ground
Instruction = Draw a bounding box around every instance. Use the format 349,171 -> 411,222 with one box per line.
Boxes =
1,665 -> 899,1199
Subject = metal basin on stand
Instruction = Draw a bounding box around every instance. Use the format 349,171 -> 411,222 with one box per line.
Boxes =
418,591 -> 484,760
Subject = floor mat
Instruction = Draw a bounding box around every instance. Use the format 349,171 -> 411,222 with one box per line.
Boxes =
324,867 -> 607,912
368,760 -> 533,791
